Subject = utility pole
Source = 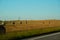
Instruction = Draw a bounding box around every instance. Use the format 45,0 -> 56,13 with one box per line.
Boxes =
18,17 -> 20,20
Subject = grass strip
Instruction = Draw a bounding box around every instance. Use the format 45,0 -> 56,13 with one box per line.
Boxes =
0,26 -> 60,40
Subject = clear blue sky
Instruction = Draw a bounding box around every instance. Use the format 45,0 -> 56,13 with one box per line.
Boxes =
0,0 -> 60,20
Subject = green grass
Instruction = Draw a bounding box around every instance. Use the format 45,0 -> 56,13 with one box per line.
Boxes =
0,26 -> 60,40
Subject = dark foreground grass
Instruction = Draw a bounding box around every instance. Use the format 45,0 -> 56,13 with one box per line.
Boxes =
0,26 -> 60,40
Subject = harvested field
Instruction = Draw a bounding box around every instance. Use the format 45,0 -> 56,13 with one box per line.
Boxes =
4,20 -> 60,32
0,20 -> 60,40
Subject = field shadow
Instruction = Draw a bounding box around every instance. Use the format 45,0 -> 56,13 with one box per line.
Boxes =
9,30 -> 60,40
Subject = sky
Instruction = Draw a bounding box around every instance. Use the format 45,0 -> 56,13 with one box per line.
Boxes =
0,0 -> 60,20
